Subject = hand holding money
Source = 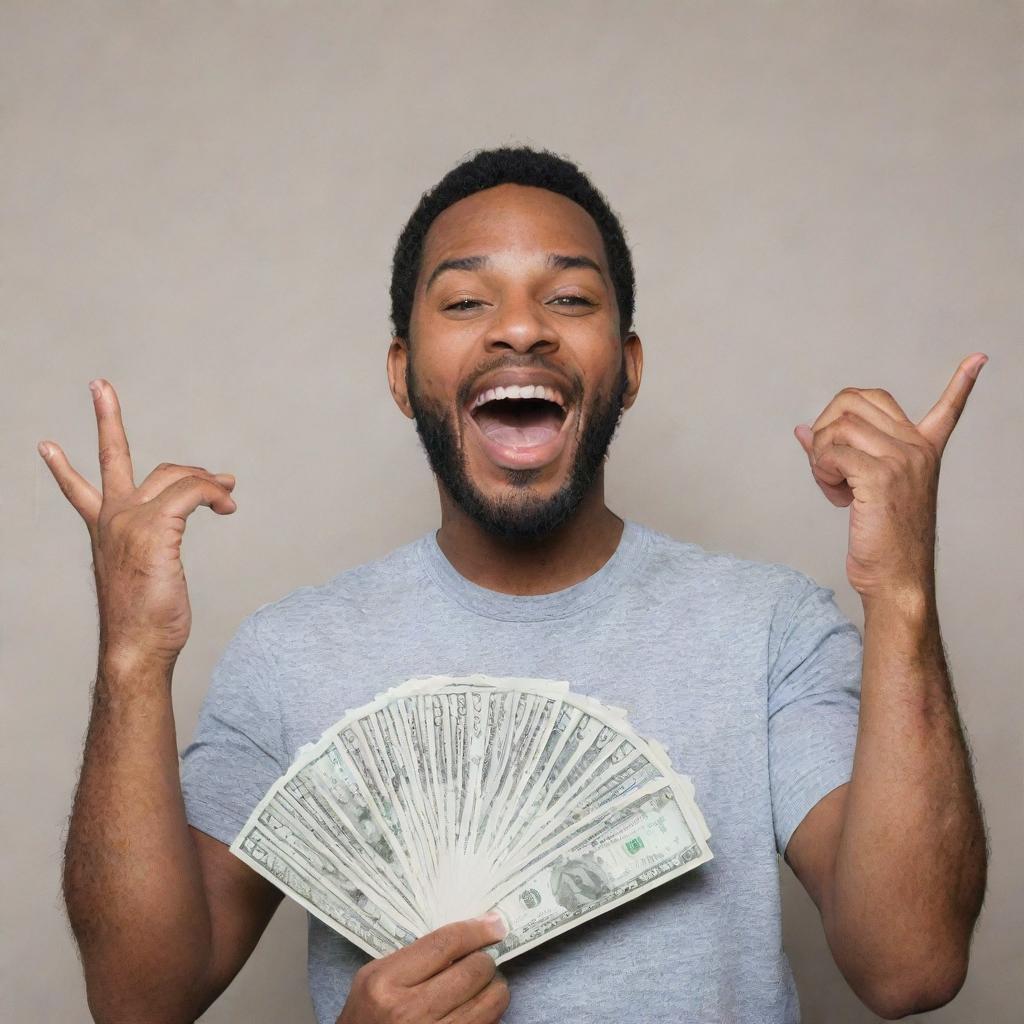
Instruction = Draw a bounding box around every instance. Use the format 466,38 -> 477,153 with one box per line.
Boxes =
337,915 -> 510,1024
37,378 -> 238,669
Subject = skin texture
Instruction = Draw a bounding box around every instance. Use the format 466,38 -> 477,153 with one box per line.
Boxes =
43,183 -> 987,1022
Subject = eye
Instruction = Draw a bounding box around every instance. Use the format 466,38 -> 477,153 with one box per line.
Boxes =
442,295 -> 595,312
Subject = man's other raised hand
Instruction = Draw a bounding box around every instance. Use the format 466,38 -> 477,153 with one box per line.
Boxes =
38,378 -> 238,670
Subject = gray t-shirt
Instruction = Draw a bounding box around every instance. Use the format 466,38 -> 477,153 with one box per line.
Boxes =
180,518 -> 862,1023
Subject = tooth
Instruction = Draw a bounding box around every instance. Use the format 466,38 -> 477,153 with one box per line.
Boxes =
472,383 -> 570,407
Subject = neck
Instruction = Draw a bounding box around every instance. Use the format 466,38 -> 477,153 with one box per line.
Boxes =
434,472 -> 624,596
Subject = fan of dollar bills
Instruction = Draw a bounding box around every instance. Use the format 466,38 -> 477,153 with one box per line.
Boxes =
230,673 -> 713,964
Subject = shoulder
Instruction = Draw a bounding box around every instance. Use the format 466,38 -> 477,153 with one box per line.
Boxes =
634,520 -> 821,614
241,535 -> 423,648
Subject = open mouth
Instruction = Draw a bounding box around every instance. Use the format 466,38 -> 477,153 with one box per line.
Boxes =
466,394 -> 574,470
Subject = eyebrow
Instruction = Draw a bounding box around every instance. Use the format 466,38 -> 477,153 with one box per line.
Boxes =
424,252 -> 605,293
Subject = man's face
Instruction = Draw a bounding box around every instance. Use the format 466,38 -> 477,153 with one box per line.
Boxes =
387,183 -> 642,543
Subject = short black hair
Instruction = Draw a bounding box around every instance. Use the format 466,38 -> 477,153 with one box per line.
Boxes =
389,144 -> 636,344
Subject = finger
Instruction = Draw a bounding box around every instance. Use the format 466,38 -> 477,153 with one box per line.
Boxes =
37,440 -> 103,523
90,379 -> 135,495
439,975 -> 510,1024
849,387 -> 912,424
389,915 -> 508,987
149,474 -> 237,520
420,950 -> 496,1020
796,427 -> 853,507
810,390 -> 917,443
811,411 -> 910,464
812,443 -> 885,503
136,463 -> 236,503
917,353 -> 988,456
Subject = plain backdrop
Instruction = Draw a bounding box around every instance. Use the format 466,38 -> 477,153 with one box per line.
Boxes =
3,2 -> 1021,1021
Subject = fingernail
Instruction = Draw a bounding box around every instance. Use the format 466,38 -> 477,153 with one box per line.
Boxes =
89,379 -> 102,400
37,441 -> 51,458
967,356 -> 988,379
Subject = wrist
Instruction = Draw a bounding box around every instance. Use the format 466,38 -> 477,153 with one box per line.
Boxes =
861,586 -> 945,671
98,643 -> 177,687
862,583 -> 936,628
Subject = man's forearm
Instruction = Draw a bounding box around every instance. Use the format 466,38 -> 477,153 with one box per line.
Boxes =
825,590 -> 987,1014
63,651 -> 213,1023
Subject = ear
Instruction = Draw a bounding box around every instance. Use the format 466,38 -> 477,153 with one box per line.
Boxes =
387,337 -> 415,419
620,332 -> 643,410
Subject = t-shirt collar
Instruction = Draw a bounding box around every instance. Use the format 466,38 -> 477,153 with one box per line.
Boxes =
416,517 -> 648,622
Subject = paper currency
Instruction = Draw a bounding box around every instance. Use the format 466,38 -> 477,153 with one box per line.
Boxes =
230,674 -> 713,964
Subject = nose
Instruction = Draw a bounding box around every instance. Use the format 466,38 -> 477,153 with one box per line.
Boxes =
482,291 -> 560,355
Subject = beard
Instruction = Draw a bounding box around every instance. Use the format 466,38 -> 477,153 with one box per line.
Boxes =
405,354 -> 630,544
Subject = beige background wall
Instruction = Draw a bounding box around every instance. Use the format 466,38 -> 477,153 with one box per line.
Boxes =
3,2 -> 1021,1021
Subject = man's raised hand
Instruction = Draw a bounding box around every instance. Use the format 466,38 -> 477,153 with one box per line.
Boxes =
38,378 -> 238,669
792,352 -> 988,603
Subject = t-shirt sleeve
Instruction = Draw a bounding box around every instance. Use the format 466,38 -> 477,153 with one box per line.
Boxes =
767,574 -> 863,856
179,610 -> 286,847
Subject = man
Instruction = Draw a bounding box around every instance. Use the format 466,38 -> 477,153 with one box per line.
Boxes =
47,145 -> 987,1023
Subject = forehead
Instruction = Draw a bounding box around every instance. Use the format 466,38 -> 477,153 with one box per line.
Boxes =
419,184 -> 608,280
